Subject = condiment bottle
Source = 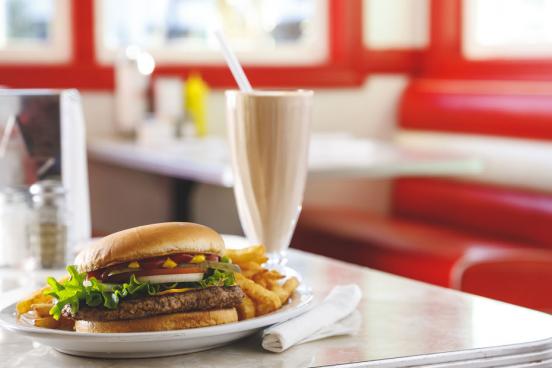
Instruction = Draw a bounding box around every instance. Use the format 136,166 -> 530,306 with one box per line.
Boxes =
27,180 -> 68,269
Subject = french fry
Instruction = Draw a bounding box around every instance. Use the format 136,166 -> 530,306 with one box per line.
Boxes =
240,260 -> 268,279
229,244 -> 301,319
236,295 -> 256,320
33,316 -> 60,329
16,276 -> 76,331
254,256 -> 269,265
31,303 -> 54,318
241,268 -> 259,279
235,273 -> 282,316
240,261 -> 263,272
252,270 -> 270,288
267,283 -> 288,304
23,312 -> 74,331
16,276 -> 69,316
16,300 -> 36,316
250,268 -> 284,288
264,270 -> 284,280
252,269 -> 279,285
225,245 -> 267,266
282,277 -> 299,303
267,277 -> 299,304
16,287 -> 53,316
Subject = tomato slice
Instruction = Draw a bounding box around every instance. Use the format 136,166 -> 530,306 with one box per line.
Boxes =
205,253 -> 220,262
169,253 -> 194,263
136,267 -> 203,276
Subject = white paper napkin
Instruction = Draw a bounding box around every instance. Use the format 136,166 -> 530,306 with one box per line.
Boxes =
262,284 -> 362,353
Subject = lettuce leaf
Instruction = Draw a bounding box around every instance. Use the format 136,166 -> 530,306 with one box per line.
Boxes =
44,265 -> 237,320
199,269 -> 235,288
44,265 -> 160,320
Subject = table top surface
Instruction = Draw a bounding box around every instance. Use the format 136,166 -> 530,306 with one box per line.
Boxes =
87,134 -> 483,187
1,246 -> 552,367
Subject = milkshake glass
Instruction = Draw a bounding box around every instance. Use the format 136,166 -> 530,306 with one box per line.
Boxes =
226,90 -> 313,263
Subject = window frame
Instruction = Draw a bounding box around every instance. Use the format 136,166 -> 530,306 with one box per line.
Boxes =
423,0 -> 552,80
0,0 -> 72,64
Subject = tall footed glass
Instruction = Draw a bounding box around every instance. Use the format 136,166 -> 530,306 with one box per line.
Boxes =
226,90 -> 313,264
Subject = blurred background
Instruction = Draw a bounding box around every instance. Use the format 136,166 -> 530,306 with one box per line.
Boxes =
2,0 -> 552,313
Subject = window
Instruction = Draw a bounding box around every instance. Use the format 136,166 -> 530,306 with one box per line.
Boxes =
363,0 -> 429,49
95,0 -> 328,65
464,0 -> 552,59
0,0 -> 71,63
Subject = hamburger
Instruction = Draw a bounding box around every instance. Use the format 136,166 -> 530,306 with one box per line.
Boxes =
45,222 -> 244,333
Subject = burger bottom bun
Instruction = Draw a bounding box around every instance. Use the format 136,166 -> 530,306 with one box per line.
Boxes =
74,308 -> 238,333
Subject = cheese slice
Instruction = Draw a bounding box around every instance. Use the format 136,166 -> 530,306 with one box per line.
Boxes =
156,287 -> 193,296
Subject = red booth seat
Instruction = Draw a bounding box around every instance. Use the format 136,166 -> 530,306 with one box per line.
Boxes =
452,247 -> 552,313
293,206 -> 520,287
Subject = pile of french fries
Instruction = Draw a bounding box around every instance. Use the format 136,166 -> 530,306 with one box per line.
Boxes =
16,284 -> 74,330
225,245 -> 299,320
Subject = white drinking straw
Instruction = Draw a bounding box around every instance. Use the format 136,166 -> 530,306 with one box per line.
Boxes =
0,115 -> 16,158
213,29 -> 253,92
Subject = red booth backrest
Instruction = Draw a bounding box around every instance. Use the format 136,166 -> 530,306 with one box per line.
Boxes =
395,79 -> 552,248
393,178 -> 552,249
399,79 -> 552,140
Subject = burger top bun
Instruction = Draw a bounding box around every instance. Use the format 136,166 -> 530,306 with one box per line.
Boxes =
76,222 -> 225,272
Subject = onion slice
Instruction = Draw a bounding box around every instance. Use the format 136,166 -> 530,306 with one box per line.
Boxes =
136,273 -> 204,284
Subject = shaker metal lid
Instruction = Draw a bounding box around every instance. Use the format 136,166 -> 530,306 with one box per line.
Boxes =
29,179 -> 65,196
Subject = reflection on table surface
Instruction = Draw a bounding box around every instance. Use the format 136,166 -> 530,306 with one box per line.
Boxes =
1,248 -> 552,367
87,134 -> 483,187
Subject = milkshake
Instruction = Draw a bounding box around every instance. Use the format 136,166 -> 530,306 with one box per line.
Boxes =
226,90 -> 313,261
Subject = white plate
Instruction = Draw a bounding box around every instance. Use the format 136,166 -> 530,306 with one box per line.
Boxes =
0,281 -> 314,358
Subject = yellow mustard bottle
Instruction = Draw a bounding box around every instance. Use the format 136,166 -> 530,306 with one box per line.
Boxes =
185,73 -> 209,137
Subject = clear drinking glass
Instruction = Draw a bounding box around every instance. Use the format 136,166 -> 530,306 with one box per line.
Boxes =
226,90 -> 313,264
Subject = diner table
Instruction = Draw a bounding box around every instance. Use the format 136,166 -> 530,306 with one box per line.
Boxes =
87,134 -> 484,187
1,238 -> 552,367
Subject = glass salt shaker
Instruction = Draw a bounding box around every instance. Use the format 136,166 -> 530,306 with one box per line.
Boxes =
0,187 -> 29,268
26,180 -> 68,269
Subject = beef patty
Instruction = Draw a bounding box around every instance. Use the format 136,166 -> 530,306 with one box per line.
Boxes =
62,286 -> 244,322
